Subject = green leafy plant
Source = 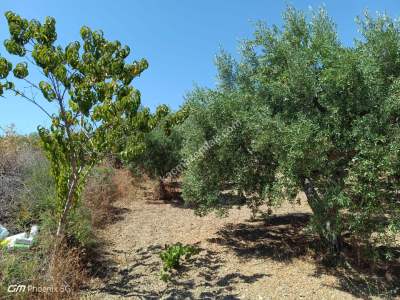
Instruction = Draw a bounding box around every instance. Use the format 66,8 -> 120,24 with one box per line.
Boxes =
128,124 -> 183,199
159,243 -> 199,281
0,11 -> 153,238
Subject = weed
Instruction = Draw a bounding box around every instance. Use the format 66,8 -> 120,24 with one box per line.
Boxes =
159,243 -> 199,282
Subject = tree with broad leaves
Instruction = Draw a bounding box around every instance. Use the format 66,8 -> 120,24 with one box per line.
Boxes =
0,11 -> 159,237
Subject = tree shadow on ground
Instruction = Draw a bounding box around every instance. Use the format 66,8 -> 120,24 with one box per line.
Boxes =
152,182 -> 248,210
145,180 -> 193,210
94,245 -> 163,299
83,237 -> 121,280
314,244 -> 400,298
89,244 -> 268,299
208,213 -> 315,262
315,263 -> 400,299
208,212 -> 400,299
94,206 -> 132,230
166,246 -> 268,299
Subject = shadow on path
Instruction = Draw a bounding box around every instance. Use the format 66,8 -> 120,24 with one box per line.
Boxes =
90,244 -> 268,299
208,213 -> 314,262
209,212 -> 400,299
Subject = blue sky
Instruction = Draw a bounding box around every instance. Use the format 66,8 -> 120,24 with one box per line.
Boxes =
1,0 -> 400,134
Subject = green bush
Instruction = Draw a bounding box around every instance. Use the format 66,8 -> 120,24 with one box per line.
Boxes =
127,124 -> 183,200
128,126 -> 182,179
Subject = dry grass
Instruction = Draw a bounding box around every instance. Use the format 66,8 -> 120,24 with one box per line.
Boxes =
35,242 -> 88,300
84,164 -> 122,229
0,237 -> 87,300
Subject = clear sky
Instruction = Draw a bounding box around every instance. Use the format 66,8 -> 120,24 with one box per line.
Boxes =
1,0 -> 400,134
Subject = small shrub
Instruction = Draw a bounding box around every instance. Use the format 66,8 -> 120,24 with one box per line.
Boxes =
16,151 -> 55,231
0,129 -> 45,233
66,204 -> 96,249
159,243 -> 199,281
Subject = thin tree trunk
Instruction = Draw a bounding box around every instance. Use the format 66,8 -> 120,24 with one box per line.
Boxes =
56,176 -> 78,237
159,178 -> 167,199
154,177 -> 167,200
55,88 -> 79,237
302,177 -> 322,214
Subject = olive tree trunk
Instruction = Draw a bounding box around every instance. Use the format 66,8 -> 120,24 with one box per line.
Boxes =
302,177 -> 343,254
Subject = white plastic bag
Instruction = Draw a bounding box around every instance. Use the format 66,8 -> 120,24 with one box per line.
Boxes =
4,232 -> 28,248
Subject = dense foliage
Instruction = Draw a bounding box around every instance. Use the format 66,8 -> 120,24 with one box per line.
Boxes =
127,111 -> 183,179
180,8 -> 400,251
131,127 -> 182,178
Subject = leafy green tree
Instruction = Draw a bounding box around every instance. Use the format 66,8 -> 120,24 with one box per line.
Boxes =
181,88 -> 276,216
109,104 -> 172,166
0,11 -> 149,237
127,107 -> 183,199
129,126 -> 182,178
181,7 -> 400,253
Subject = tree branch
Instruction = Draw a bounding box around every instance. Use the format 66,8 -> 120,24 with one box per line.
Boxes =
11,88 -> 52,119
22,78 -> 41,91
312,95 -> 327,114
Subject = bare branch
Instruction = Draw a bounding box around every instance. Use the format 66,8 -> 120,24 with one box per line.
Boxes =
10,88 -> 52,119
22,78 -> 41,91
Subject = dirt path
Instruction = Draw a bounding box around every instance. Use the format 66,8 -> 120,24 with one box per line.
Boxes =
84,174 -> 378,299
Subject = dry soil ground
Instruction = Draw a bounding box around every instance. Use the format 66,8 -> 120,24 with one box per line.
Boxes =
84,171 -> 399,300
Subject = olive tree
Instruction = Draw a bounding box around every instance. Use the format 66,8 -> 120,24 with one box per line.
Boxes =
0,11 -> 149,237
181,7 -> 400,253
